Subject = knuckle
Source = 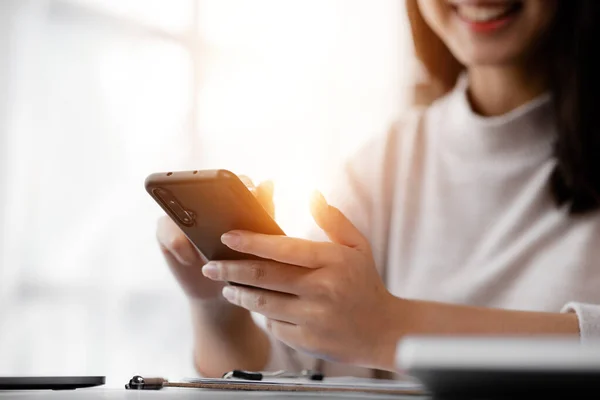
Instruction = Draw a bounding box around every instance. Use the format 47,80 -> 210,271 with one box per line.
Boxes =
303,304 -> 325,329
240,291 -> 267,311
312,277 -> 335,298
253,293 -> 268,310
249,263 -> 266,282
168,234 -> 190,255
217,262 -> 229,281
307,247 -> 321,266
265,318 -> 274,332
330,246 -> 346,265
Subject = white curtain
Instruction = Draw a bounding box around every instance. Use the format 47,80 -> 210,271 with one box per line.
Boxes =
0,0 -> 411,386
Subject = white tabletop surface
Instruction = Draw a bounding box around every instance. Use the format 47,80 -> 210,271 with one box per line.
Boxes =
0,388 -> 428,399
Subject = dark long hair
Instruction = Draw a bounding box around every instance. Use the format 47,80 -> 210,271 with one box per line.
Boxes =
406,0 -> 600,215
549,1 -> 600,214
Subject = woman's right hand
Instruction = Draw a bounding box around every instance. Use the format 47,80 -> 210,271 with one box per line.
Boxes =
156,177 -> 275,302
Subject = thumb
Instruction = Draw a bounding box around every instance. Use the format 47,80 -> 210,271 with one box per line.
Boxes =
309,190 -> 369,251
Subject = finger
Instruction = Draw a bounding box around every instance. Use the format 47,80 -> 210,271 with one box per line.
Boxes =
266,319 -> 306,352
161,248 -> 222,298
256,180 -> 275,218
221,231 -> 340,268
309,191 -> 369,251
257,180 -> 274,198
222,285 -> 301,324
202,260 -> 309,295
156,216 -> 202,266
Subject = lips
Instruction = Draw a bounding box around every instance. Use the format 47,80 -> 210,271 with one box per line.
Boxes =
447,0 -> 523,23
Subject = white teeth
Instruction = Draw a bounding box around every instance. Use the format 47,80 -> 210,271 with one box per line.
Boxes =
457,5 -> 512,22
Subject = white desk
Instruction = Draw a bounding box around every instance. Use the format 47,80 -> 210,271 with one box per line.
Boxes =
0,388 -> 429,400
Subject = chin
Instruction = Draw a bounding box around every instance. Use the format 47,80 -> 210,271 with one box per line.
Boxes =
418,0 -> 558,70
454,47 -> 525,68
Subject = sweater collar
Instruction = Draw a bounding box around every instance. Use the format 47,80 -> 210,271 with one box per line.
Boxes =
437,73 -> 556,163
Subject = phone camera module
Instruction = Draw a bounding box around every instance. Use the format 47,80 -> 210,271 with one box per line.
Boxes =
154,188 -> 195,227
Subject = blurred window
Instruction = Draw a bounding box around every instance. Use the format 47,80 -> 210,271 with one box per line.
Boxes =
0,0 -> 407,384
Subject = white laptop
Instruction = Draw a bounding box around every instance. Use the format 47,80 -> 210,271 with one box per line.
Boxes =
396,336 -> 600,397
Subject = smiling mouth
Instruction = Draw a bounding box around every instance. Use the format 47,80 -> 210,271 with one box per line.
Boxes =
448,0 -> 523,24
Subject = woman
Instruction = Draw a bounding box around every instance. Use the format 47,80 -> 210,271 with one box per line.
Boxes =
156,0 -> 600,378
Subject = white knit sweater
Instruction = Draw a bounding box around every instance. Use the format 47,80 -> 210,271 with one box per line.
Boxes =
264,75 -> 600,377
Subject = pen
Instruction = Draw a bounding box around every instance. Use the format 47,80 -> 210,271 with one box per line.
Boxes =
222,369 -> 324,381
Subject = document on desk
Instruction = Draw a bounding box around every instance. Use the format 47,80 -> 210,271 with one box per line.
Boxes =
126,375 -> 426,395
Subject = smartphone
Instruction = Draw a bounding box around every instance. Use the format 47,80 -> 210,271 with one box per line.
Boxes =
0,376 -> 105,390
145,169 -> 284,261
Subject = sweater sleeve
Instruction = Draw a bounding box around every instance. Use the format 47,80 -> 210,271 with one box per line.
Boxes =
561,302 -> 600,341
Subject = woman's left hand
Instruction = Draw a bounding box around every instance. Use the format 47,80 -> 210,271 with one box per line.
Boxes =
201,191 -> 406,370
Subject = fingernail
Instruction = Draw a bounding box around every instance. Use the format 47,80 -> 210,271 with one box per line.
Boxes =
202,262 -> 219,280
311,190 -> 327,206
222,286 -> 237,302
221,232 -> 241,248
176,245 -> 199,266
310,190 -> 328,217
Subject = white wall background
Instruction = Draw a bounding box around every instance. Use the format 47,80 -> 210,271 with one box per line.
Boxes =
0,0 -> 412,387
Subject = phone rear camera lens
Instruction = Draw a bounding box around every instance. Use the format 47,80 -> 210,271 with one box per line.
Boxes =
154,188 -> 170,200
154,188 -> 194,227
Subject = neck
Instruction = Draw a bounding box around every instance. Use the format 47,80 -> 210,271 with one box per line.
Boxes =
467,64 -> 548,117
